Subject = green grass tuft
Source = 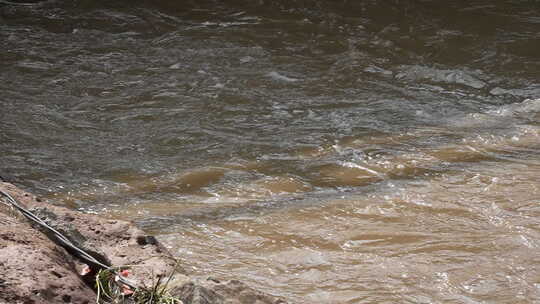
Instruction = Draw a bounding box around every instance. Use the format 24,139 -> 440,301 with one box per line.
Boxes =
95,266 -> 183,304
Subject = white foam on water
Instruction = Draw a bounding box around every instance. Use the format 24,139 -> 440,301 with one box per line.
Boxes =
489,98 -> 540,117
340,161 -> 384,177
267,71 -> 300,82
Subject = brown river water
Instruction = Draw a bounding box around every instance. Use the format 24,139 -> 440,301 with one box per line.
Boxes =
1,1 -> 540,303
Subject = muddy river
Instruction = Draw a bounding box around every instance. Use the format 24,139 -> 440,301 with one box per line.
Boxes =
1,1 -> 539,303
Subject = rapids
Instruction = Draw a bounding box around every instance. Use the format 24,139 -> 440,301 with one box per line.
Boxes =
2,1 -> 539,302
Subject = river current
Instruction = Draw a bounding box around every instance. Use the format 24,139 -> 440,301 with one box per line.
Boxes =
1,1 -> 540,303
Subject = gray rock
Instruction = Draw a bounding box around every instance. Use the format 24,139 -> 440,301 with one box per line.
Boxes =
174,279 -> 287,304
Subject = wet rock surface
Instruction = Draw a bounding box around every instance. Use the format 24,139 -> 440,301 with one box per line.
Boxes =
174,279 -> 287,304
0,182 -> 288,304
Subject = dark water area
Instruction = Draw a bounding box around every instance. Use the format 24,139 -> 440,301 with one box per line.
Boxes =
1,1 -> 540,302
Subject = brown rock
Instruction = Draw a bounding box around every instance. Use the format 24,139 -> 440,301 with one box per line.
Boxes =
0,205 -> 94,304
0,182 -> 188,303
0,182 -> 289,304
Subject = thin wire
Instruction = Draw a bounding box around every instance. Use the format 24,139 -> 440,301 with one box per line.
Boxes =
0,188 -> 138,290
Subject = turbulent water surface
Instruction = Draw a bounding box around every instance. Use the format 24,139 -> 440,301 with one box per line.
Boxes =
2,1 -> 540,303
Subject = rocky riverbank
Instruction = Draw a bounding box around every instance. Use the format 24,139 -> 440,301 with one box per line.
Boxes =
0,182 -> 287,304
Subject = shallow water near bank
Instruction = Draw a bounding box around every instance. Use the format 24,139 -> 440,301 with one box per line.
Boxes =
2,1 -> 540,302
